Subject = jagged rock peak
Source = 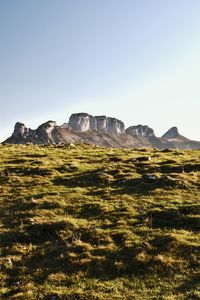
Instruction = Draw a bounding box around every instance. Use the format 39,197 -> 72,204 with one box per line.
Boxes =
36,121 -> 57,144
162,127 -> 179,139
126,125 -> 155,138
13,122 -> 29,138
68,113 -> 125,136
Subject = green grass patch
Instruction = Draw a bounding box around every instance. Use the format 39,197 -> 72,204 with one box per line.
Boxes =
0,144 -> 200,299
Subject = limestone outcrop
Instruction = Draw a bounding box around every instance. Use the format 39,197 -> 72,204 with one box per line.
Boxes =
126,125 -> 155,138
68,113 -> 95,132
68,113 -> 125,136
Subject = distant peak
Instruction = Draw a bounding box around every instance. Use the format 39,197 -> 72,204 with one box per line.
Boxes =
162,126 -> 179,139
11,122 -> 30,140
14,122 -> 25,131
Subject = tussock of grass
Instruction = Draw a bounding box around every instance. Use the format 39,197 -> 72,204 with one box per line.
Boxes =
0,144 -> 200,299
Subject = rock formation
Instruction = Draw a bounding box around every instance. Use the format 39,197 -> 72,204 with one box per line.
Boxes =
36,121 -> 57,144
95,116 -> 125,136
68,113 -> 95,132
2,113 -> 200,149
7,122 -> 34,143
162,127 -> 179,139
13,122 -> 29,138
126,125 -> 155,138
162,126 -> 200,150
68,113 -> 125,136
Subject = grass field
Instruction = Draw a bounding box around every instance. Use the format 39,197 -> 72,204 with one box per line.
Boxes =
0,144 -> 200,299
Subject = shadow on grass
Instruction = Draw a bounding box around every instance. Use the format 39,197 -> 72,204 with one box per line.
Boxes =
177,273 -> 200,293
110,175 -> 186,197
52,169 -> 109,188
134,161 -> 200,175
20,239 -> 155,284
151,207 -> 200,232
0,197 -> 64,247
0,198 -> 35,230
53,168 -> 186,197
6,166 -> 52,176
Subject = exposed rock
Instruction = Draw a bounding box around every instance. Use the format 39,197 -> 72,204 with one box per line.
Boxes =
161,126 -> 200,149
95,115 -> 106,131
95,116 -> 125,135
162,127 -> 179,139
61,123 -> 69,129
36,121 -> 57,144
6,122 -> 35,144
106,117 -> 125,135
13,122 -> 30,139
2,113 -> 200,149
126,125 -> 155,138
69,113 -> 96,132
68,113 -> 125,136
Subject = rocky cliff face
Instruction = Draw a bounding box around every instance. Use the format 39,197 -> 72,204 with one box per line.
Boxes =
13,122 -> 29,138
68,113 -> 125,136
3,113 -> 200,149
68,113 -> 95,132
95,116 -> 125,135
36,121 -> 57,143
126,125 -> 155,138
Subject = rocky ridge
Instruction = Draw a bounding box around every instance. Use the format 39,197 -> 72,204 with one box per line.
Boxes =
3,113 -> 200,149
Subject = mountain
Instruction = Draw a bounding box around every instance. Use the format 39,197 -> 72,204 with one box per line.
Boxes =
162,126 -> 200,150
3,113 -> 200,149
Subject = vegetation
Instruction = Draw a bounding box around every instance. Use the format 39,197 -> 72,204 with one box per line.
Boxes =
0,143 -> 200,300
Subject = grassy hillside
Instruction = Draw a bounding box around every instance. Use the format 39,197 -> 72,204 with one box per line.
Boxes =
0,144 -> 200,300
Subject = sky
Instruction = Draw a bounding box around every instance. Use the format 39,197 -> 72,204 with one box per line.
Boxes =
0,0 -> 200,142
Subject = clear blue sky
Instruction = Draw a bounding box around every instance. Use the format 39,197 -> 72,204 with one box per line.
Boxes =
1,0 -> 200,142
